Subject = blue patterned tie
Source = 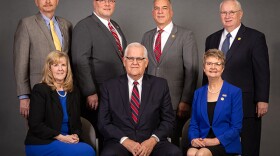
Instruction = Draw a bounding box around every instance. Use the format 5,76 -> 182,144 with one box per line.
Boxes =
221,33 -> 231,55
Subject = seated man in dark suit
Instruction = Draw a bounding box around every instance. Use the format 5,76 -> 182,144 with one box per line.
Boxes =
98,42 -> 182,156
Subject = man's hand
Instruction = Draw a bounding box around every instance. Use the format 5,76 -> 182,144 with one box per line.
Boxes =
137,137 -> 157,156
20,99 -> 30,118
202,138 -> 220,146
122,138 -> 141,156
87,94 -> 98,110
256,102 -> 268,117
177,102 -> 191,119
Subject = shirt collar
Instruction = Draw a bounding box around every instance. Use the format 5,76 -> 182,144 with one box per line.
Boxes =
40,12 -> 57,26
223,24 -> 241,39
93,11 -> 110,26
127,75 -> 143,86
157,22 -> 173,34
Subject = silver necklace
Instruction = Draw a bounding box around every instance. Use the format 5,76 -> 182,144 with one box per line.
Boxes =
208,87 -> 221,94
56,90 -> 67,97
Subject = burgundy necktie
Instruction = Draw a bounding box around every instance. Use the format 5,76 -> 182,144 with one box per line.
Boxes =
108,22 -> 123,57
130,81 -> 140,123
154,29 -> 164,62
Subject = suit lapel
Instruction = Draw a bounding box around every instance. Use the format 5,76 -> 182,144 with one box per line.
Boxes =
91,14 -> 123,61
56,17 -> 68,52
226,24 -> 246,63
201,86 -> 210,125
119,75 -> 135,125
35,13 -> 55,50
148,29 -> 158,65
212,82 -> 227,125
51,90 -> 63,113
159,25 -> 177,65
137,75 -> 151,123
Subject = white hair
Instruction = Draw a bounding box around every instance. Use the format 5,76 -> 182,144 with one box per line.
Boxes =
124,42 -> 148,58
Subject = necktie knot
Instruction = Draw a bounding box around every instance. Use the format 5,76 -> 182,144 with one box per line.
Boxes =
133,81 -> 139,86
158,29 -> 164,34
226,33 -> 231,38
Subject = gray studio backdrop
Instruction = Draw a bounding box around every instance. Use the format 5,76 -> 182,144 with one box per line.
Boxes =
0,0 -> 279,155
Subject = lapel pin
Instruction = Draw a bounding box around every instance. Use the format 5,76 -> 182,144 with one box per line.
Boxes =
222,94 -> 227,97
221,97 -> 225,101
172,35 -> 175,38
238,37 -> 241,40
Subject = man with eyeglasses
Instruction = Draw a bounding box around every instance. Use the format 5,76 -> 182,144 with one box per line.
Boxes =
141,0 -> 198,147
98,42 -> 182,156
204,0 -> 270,155
71,0 -> 127,140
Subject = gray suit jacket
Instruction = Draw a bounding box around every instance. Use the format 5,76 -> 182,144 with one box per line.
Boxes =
71,14 -> 127,97
142,24 -> 198,110
13,13 -> 72,96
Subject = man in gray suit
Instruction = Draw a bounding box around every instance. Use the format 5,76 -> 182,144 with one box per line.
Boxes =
141,0 -> 198,146
71,0 -> 127,128
13,0 -> 72,119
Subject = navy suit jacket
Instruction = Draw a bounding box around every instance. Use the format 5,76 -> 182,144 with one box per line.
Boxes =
98,74 -> 175,143
204,24 -> 270,117
188,81 -> 243,154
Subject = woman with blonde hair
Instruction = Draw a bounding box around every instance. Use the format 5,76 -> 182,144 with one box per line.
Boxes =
25,51 -> 95,156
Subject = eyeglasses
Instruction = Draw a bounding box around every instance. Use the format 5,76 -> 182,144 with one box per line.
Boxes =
205,62 -> 223,67
220,10 -> 240,16
96,0 -> 115,3
125,56 -> 146,63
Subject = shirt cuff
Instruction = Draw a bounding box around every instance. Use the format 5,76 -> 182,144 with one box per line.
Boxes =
120,137 -> 128,144
18,95 -> 29,100
151,134 -> 160,142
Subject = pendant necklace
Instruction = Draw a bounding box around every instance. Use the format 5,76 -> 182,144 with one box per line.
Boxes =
56,90 -> 67,97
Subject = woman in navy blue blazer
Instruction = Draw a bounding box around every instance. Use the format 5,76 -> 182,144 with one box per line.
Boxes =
187,49 -> 243,156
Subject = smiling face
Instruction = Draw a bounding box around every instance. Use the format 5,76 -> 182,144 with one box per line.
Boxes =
35,0 -> 59,17
123,45 -> 148,81
203,56 -> 224,79
220,0 -> 243,32
93,0 -> 115,21
50,57 -> 67,84
152,0 -> 173,29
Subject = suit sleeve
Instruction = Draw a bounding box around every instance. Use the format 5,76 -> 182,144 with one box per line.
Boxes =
181,31 -> 198,104
217,88 -> 243,147
28,85 -> 60,139
252,33 -> 270,102
153,80 -> 176,140
71,21 -> 97,97
13,19 -> 31,96
98,83 -> 126,141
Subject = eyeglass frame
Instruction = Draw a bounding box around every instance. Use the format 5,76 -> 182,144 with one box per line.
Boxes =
205,62 -> 224,67
125,56 -> 146,63
220,10 -> 240,16
96,0 -> 116,3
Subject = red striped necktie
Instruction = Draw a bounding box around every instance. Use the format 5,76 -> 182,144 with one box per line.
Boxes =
130,81 -> 140,123
154,29 -> 164,62
108,22 -> 123,57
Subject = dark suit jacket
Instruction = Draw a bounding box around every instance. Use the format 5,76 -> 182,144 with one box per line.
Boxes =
13,13 -> 72,96
204,24 -> 270,117
25,83 -> 82,145
98,74 -> 175,143
71,14 -> 127,97
142,24 -> 198,110
188,81 -> 243,154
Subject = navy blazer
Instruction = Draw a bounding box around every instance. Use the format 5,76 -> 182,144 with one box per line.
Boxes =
204,24 -> 270,117
188,81 -> 243,154
98,74 -> 175,143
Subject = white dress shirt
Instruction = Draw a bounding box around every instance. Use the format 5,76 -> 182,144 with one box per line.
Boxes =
218,24 -> 241,50
153,22 -> 174,52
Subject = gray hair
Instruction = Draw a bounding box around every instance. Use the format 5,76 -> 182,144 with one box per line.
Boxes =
124,42 -> 148,58
220,0 -> 242,11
